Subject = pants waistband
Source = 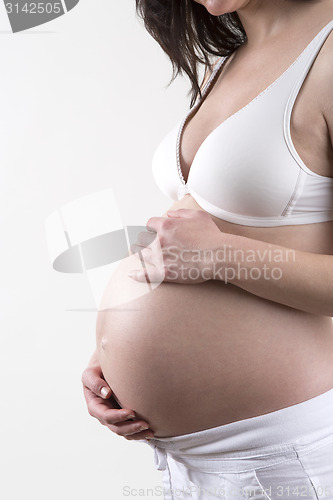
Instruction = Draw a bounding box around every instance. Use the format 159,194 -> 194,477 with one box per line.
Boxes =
144,386 -> 333,471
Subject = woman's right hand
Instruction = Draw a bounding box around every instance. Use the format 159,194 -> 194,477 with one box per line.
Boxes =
81,352 -> 154,440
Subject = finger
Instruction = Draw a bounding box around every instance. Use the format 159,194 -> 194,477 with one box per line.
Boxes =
130,243 -> 145,255
131,247 -> 140,258
83,388 -> 135,423
108,420 -> 152,436
110,422 -> 155,440
146,216 -> 163,232
83,386 -> 115,409
136,230 -> 157,247
100,404 -> 139,424
130,246 -> 153,264
123,431 -> 155,441
128,266 -> 165,283
81,368 -> 112,399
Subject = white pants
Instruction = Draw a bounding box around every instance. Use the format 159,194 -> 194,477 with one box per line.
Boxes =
142,387 -> 333,499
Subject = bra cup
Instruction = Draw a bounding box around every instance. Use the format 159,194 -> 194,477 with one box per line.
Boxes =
186,92 -> 300,218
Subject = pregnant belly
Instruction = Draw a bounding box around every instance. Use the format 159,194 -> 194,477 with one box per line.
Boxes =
96,253 -> 333,437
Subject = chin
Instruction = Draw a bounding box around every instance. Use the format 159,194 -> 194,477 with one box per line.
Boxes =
198,0 -> 245,16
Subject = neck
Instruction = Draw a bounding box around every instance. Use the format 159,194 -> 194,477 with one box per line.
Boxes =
236,0 -> 330,47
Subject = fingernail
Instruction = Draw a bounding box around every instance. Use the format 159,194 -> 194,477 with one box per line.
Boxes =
139,425 -> 149,431
101,387 -> 110,397
126,414 -> 135,420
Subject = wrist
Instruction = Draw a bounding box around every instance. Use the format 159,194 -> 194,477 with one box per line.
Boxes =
209,232 -> 246,283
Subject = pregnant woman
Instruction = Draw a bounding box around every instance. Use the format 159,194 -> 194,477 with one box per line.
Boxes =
82,0 -> 333,497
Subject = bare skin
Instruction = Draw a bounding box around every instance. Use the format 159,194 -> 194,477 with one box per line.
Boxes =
83,0 -> 333,439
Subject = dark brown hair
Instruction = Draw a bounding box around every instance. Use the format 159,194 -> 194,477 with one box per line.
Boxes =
135,0 -> 246,106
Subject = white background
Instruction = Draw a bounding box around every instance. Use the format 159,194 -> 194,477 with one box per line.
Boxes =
0,1 -> 193,498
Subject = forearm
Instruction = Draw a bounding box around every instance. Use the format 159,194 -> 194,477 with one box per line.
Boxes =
212,233 -> 333,317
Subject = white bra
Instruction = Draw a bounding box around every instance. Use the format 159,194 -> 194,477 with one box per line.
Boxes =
151,19 -> 333,227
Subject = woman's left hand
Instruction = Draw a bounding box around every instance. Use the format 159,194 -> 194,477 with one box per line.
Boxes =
128,208 -> 228,284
